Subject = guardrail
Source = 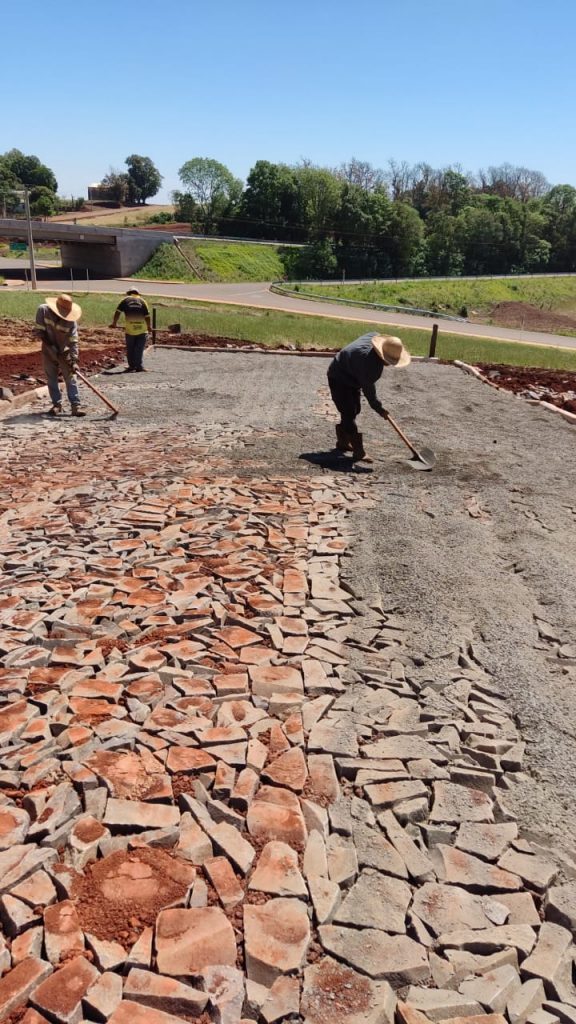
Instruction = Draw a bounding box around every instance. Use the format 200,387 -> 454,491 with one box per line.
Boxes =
269,281 -> 467,322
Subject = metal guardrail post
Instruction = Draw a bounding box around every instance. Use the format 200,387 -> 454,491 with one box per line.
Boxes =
152,306 -> 157,347
429,323 -> 439,358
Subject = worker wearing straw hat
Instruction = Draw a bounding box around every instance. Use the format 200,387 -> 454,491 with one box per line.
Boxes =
327,332 -> 411,462
35,294 -> 85,417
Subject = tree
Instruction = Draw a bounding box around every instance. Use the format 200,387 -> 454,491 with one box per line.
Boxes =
2,149 -> 57,192
177,158 -> 242,233
542,185 -> 576,270
100,169 -> 131,204
125,154 -> 163,204
335,158 -> 386,192
30,186 -> 57,218
477,164 -> 550,203
293,164 -> 342,237
281,240 -> 338,280
237,161 -> 300,238
386,203 -> 425,277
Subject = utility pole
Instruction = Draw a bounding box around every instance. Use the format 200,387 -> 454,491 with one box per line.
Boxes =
23,187 -> 37,291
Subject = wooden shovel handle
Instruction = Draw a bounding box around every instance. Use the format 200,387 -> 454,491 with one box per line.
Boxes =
385,413 -> 420,458
76,369 -> 119,415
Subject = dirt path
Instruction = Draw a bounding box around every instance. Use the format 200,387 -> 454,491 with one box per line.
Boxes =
1,353 -> 576,1021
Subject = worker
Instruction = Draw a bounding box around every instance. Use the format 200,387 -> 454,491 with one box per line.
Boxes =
35,294 -> 85,417
327,333 -> 411,462
109,288 -> 151,372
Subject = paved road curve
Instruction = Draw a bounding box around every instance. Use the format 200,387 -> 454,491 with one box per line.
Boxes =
5,274 -> 576,350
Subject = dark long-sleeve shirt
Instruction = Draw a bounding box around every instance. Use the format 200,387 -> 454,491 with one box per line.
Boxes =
328,332 -> 385,414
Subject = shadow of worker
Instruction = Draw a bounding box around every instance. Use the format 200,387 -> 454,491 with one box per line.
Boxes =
298,450 -> 373,474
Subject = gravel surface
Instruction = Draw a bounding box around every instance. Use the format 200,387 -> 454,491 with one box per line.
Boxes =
8,345 -> 576,851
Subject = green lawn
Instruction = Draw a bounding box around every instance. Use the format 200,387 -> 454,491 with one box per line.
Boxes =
134,240 -> 286,283
0,245 -> 60,260
297,276 -> 576,320
2,290 -> 576,370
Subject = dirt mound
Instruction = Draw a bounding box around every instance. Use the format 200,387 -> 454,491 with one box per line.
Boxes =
477,362 -> 576,413
489,301 -> 576,333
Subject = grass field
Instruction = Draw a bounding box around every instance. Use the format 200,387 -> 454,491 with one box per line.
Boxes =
0,245 -> 60,261
135,241 -> 285,283
298,277 -> 576,319
51,205 -> 175,227
2,290 -> 576,370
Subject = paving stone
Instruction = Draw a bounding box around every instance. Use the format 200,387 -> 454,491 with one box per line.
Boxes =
365,779 -> 428,809
308,719 -> 359,757
247,786 -> 308,850
103,798 -> 180,833
499,849 -> 558,892
302,956 -> 396,1024
334,869 -> 411,933
249,840 -> 307,896
412,882 -> 504,936
156,907 -> 237,974
244,897 -> 311,985
11,925 -> 43,965
363,736 -> 448,762
353,822 -> 409,878
460,965 -> 524,1013
494,892 -> 541,927
547,883 -> 576,933
31,955 -> 99,1024
440,1015 -> 508,1024
319,925 -> 430,983
200,965 -> 245,1024
522,922 -> 573,986
456,823 -> 519,861
0,844 -> 57,892
175,814 -> 213,865
108,1000 -> 198,1024
261,975 -> 300,1023
431,782 -> 495,824
262,746 -> 308,792
83,970 -> 123,1021
0,958 -> 53,1019
123,968 -> 208,1017
327,834 -> 359,885
508,980 -> 546,1024
204,855 -> 244,907
378,809 -> 436,881
405,988 -> 484,1021
434,845 -> 522,891
43,899 -> 84,964
249,664 -> 304,697
84,933 -> 127,971
0,804 -> 30,848
308,874 -> 342,924
438,925 -> 538,956
206,820 -> 256,874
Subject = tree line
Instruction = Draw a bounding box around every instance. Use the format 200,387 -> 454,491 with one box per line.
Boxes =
3,147 -> 576,278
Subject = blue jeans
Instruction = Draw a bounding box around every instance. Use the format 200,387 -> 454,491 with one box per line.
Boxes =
42,347 -> 80,407
126,333 -> 147,370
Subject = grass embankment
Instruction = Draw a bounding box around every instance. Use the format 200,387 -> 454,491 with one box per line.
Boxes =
2,291 -> 576,370
299,277 -> 576,319
0,245 -> 60,260
134,241 -> 285,283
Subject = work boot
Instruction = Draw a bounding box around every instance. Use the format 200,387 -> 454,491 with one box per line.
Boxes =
351,433 -> 373,463
71,405 -> 86,418
48,403 -> 62,416
335,424 -> 352,453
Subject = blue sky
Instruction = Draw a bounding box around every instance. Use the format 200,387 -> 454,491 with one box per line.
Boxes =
2,0 -> 574,203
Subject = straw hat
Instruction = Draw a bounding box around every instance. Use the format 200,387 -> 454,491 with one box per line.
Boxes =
371,334 -> 411,367
45,294 -> 82,323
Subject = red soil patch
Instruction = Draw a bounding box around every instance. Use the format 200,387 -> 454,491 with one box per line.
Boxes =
477,362 -> 576,413
487,300 -> 576,333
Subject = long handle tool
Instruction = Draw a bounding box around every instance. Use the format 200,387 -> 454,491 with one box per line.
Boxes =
386,413 -> 436,471
76,370 -> 119,418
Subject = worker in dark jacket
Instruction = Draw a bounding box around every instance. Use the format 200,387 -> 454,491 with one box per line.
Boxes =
35,294 -> 85,417
327,332 -> 411,462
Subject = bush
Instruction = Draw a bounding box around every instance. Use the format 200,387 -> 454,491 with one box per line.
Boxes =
460,305 -> 468,317
148,212 -> 174,224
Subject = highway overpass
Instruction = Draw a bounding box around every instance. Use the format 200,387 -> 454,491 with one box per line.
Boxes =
0,219 -> 174,276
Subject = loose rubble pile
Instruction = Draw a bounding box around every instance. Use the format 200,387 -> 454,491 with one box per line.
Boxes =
0,415 -> 575,1024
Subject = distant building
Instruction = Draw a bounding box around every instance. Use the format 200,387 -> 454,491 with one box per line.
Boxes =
87,182 -> 116,202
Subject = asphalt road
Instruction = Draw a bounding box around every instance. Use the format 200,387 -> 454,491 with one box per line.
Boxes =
4,271 -> 576,351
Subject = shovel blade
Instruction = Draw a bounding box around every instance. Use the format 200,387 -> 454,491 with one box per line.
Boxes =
407,447 -> 436,471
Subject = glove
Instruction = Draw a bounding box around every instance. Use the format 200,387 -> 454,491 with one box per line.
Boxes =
379,408 -> 390,420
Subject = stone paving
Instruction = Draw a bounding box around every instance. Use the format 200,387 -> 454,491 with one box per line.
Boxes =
0,410 -> 576,1024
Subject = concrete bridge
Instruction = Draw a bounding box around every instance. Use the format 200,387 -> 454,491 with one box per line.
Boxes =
0,218 -> 174,276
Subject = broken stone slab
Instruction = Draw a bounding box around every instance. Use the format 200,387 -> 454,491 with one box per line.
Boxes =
308,719 -> 359,757
249,664 -> 304,698
431,782 -> 495,824
0,958 -> 53,1019
433,845 -> 522,892
438,925 -> 538,956
0,844 -> 57,893
83,970 -> 123,1022
43,899 -> 84,965
508,979 -> 546,1024
262,746 -> 307,792
353,822 -> 408,878
85,933 -> 127,971
107,1000 -> 200,1024
499,849 -> 558,892
363,736 -> 448,762
103,798 -> 180,834
200,964 -> 244,1024
0,804 -> 30,848
247,786 -> 308,851
412,883 -> 504,937
446,948 -> 520,982
405,988 -> 484,1021
261,975 -> 300,1023
123,968 -> 208,1017
205,820 -> 256,874
244,897 -> 311,986
378,810 -> 436,881
319,925 -> 430,983
31,954 -> 99,1024
459,964 -> 523,1013
365,779 -> 428,809
546,883 -> 576,934
204,856 -> 244,908
334,869 -> 411,933
249,841 -> 307,897
302,956 -> 396,1024
303,829 -> 328,879
456,823 -> 519,862
308,875 -> 342,924
522,922 -> 573,987
155,907 -> 237,974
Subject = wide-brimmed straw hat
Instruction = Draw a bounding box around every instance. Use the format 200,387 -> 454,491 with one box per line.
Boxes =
45,294 -> 82,323
371,334 -> 411,367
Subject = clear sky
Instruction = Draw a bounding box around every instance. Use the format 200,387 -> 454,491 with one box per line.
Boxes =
2,0 -> 575,203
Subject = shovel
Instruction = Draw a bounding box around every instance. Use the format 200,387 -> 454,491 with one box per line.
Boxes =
385,413 -> 436,471
76,369 -> 119,418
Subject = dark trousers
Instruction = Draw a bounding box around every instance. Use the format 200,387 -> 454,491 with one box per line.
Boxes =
328,374 -> 361,439
126,333 -> 147,370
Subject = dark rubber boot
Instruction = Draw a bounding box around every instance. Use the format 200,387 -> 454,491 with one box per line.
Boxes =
335,424 -> 352,453
71,406 -> 86,418
48,403 -> 62,416
351,433 -> 373,463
